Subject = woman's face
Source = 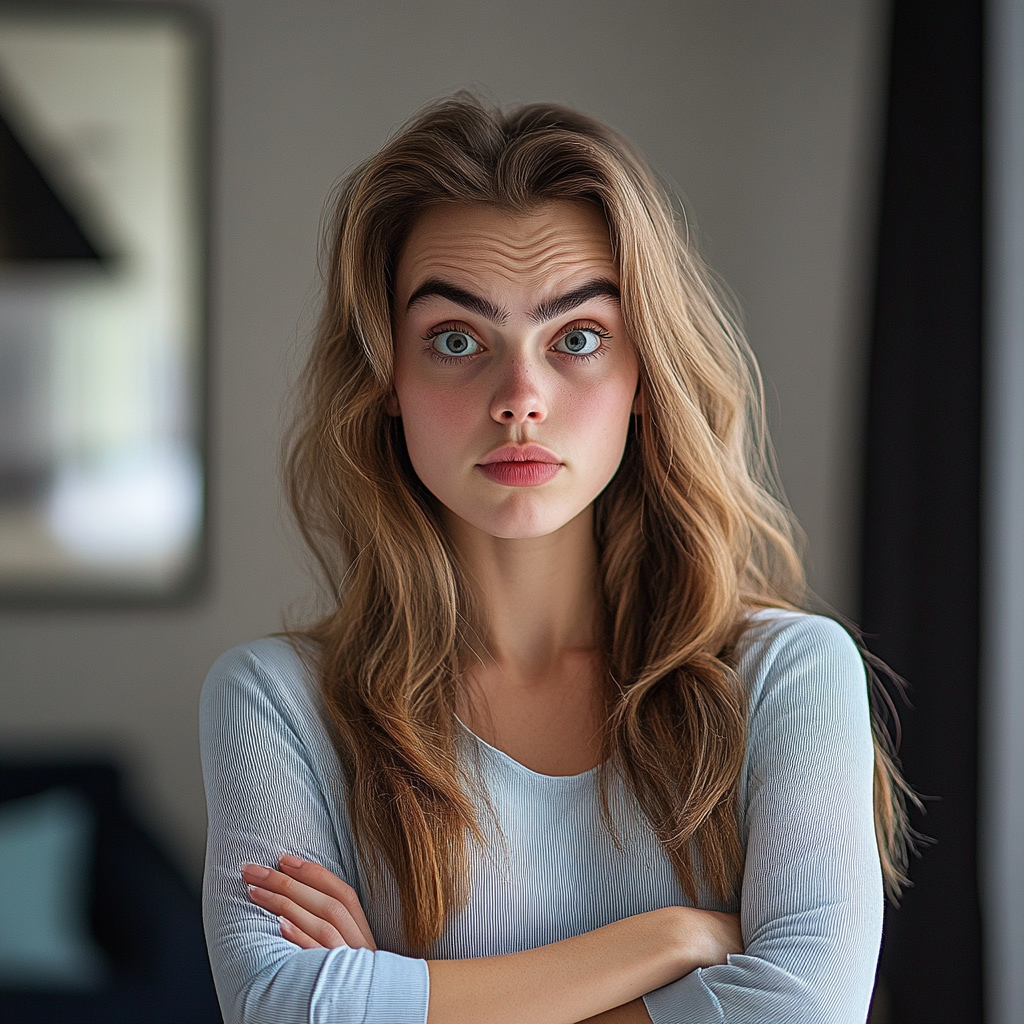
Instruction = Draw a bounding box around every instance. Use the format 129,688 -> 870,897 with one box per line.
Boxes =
391,200 -> 639,540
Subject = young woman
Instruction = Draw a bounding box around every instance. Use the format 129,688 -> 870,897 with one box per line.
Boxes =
200,97 -> 911,1024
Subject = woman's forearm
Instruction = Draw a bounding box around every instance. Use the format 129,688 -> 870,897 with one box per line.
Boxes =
238,857 -> 740,1024
426,906 -> 722,1024
582,998 -> 652,1023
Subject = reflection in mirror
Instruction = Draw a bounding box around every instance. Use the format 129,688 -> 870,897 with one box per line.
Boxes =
0,5 -> 206,600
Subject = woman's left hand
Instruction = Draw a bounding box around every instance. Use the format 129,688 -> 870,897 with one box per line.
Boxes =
242,856 -> 377,950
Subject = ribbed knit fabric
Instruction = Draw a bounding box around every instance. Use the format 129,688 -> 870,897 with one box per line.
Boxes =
200,609 -> 882,1024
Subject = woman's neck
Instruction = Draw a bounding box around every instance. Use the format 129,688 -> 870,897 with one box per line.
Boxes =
444,504 -> 607,776
445,504 -> 601,675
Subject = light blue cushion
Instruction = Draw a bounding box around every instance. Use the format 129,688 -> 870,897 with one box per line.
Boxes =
0,787 -> 109,989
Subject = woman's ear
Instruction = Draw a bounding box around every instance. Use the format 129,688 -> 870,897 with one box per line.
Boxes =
385,391 -> 401,417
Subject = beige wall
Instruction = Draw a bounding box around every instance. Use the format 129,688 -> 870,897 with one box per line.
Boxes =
0,0 -> 886,882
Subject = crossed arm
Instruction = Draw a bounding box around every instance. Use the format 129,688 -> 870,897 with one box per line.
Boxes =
203,621 -> 883,1024
240,855 -> 743,1024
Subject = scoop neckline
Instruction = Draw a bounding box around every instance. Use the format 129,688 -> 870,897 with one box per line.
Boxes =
455,716 -> 604,782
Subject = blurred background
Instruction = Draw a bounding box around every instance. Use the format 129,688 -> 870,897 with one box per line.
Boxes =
0,9 -> 205,599
0,1 -> 1019,1022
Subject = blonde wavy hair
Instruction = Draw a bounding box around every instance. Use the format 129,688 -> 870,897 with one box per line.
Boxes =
286,95 -> 913,953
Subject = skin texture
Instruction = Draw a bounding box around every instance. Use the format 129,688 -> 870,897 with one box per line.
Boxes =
391,200 -> 639,544
246,202 -> 743,1023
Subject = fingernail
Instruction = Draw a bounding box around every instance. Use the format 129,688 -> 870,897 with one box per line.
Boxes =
248,885 -> 269,899
242,863 -> 270,880
279,855 -> 305,869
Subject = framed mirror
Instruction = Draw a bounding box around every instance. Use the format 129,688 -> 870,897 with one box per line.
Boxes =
0,2 -> 209,602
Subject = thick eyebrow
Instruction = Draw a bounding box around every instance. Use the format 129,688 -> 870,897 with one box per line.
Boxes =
406,278 -> 509,325
528,278 -> 621,324
405,276 -> 622,327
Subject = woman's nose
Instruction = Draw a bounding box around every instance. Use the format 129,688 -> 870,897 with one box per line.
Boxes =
489,357 -> 548,425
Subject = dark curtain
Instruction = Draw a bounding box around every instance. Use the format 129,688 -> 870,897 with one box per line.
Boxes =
862,1 -> 985,1022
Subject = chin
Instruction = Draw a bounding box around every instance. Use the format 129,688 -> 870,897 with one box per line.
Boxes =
463,496 -> 590,541
486,521 -> 566,541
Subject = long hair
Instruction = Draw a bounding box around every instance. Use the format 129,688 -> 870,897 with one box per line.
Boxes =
285,95 -> 913,952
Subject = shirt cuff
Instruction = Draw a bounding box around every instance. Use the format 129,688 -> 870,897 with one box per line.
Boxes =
365,952 -> 429,1024
643,968 -> 725,1024
309,946 -> 429,1024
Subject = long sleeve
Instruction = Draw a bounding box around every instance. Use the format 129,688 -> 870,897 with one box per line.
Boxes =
201,615 -> 883,1024
199,640 -> 429,1024
643,613 -> 884,1024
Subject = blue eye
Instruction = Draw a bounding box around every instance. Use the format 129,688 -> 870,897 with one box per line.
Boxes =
554,328 -> 602,356
432,330 -> 479,357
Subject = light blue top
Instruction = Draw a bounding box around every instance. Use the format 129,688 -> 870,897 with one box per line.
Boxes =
200,609 -> 883,1024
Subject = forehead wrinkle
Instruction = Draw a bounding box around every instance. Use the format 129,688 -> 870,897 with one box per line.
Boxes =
408,236 -> 610,271
483,224 -> 595,255
405,249 -> 614,291
414,240 -> 614,279
398,213 -> 619,322
409,214 -> 610,256
471,226 -> 609,256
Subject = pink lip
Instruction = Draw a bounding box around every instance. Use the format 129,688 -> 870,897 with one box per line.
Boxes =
476,444 -> 563,487
478,444 -> 560,465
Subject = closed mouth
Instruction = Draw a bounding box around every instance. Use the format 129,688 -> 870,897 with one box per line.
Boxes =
477,443 -> 561,466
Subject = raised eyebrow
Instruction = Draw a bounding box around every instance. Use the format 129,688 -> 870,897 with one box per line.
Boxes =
529,278 -> 621,324
405,278 -> 510,325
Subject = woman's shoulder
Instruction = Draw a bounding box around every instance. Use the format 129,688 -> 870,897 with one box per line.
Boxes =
201,635 -> 323,733
734,607 -> 867,715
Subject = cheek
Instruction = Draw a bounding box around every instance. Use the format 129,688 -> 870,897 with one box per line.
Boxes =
395,378 -> 478,476
563,378 -> 637,468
